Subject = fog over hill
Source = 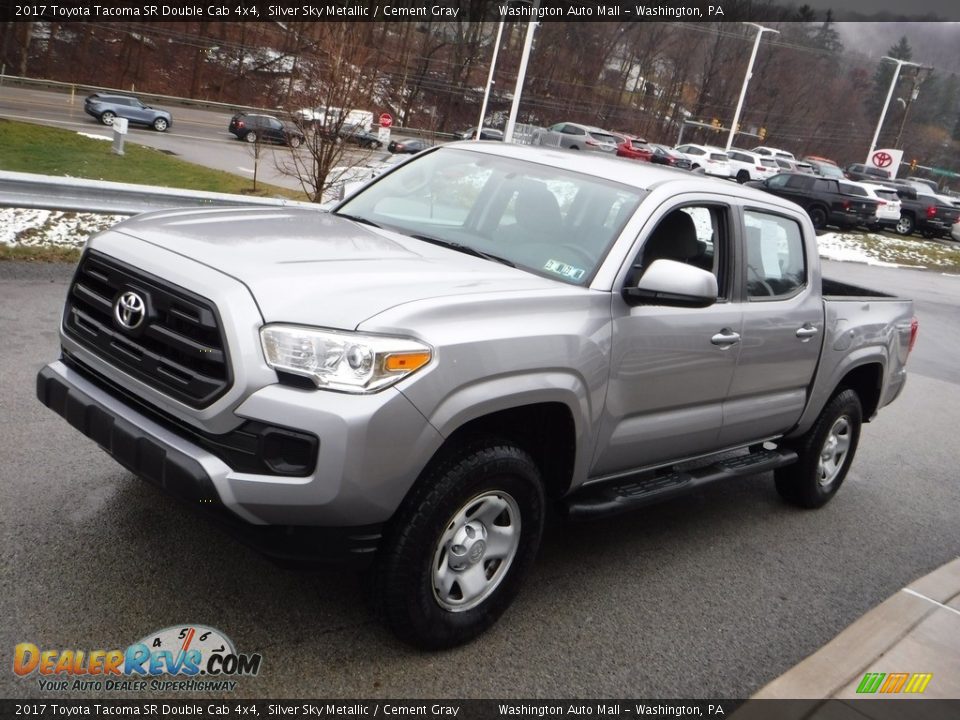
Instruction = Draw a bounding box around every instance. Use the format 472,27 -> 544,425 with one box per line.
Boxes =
834,23 -> 960,74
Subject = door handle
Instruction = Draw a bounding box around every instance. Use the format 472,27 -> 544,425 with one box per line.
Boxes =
796,324 -> 819,341
711,329 -> 741,347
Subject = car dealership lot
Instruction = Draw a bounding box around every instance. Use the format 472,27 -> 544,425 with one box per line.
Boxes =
1,259 -> 958,698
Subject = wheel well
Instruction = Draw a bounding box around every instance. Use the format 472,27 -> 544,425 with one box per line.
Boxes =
837,364 -> 883,422
440,403 -> 576,500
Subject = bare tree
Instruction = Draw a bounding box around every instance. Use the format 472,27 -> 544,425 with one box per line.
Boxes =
277,23 -> 383,203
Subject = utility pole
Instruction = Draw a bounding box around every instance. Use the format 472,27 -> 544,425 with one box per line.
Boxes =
893,66 -> 931,149
725,23 -> 779,152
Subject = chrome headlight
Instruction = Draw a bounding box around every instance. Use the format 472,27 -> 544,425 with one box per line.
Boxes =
260,325 -> 432,393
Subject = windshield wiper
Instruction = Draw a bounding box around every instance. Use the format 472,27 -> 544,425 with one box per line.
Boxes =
334,212 -> 381,229
408,234 -> 516,268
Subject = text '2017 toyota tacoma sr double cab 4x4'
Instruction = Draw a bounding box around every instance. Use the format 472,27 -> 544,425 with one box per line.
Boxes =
38,143 -> 917,649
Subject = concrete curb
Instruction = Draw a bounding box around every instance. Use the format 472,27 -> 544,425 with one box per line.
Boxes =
753,557 -> 960,700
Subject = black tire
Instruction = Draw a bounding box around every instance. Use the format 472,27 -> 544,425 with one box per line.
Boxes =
896,213 -> 915,236
152,117 -> 169,132
775,389 -> 862,509
100,111 -> 116,126
244,131 -> 258,143
374,439 -> 545,650
736,170 -> 750,184
921,229 -> 936,239
808,205 -> 828,230
288,135 -> 303,148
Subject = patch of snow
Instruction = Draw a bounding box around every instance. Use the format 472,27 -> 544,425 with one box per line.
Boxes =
0,208 -> 124,249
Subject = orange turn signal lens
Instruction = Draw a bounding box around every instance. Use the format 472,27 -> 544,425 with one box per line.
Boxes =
384,351 -> 431,373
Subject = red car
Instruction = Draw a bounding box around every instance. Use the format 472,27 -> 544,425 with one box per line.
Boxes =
616,136 -> 653,161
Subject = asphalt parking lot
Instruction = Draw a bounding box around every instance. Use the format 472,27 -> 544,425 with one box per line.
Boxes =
1,259 -> 959,699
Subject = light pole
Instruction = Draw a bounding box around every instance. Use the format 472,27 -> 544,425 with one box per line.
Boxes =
867,56 -> 922,160
725,23 -> 779,152
504,0 -> 539,143
476,21 -> 505,141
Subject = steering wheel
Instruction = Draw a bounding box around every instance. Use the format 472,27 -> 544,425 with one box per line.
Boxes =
747,264 -> 775,296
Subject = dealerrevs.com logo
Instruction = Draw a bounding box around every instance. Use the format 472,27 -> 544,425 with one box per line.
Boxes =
13,625 -> 262,693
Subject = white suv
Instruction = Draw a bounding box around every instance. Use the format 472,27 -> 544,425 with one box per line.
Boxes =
752,146 -> 796,161
726,149 -> 779,183
674,144 -> 731,177
839,180 -> 902,231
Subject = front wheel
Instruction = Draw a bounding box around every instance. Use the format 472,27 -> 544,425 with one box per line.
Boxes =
374,440 -> 545,649
736,170 -> 750,184
288,135 -> 303,148
152,117 -> 169,132
775,389 -> 862,508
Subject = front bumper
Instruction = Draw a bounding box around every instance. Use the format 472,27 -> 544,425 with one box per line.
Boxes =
36,360 -> 442,566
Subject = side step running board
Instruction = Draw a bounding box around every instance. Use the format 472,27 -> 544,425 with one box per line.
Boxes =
566,448 -> 798,522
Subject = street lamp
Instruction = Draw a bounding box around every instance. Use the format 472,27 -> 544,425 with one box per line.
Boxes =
867,56 -> 922,159
893,65 -> 931,150
725,23 -> 779,152
504,0 -> 539,143
476,21 -> 505,141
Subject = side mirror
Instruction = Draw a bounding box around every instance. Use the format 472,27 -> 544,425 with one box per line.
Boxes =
624,259 -> 718,308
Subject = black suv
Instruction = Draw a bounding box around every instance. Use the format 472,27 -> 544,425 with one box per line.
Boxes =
83,94 -> 172,132
749,172 -> 879,230
228,113 -> 304,147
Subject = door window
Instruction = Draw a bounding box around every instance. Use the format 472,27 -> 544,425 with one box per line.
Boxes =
743,211 -> 806,299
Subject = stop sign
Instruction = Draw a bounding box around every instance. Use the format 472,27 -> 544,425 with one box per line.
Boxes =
379,113 -> 393,128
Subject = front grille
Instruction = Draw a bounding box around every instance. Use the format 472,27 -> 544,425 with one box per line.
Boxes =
64,250 -> 231,408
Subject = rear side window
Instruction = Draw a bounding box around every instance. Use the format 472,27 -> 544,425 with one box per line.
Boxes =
876,190 -> 899,202
839,183 -> 867,197
760,159 -> 777,168
785,175 -> 810,189
709,153 -> 728,162
589,132 -> 617,144
744,211 -> 806,300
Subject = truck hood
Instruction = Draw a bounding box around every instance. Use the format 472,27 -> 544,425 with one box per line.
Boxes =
110,207 -> 561,328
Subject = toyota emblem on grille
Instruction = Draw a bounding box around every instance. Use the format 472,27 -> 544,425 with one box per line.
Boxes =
114,290 -> 146,330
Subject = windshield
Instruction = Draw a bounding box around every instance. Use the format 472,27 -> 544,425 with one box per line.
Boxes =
818,164 -> 845,179
335,148 -> 644,285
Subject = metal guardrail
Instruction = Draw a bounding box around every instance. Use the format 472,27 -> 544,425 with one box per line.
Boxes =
0,171 -> 323,216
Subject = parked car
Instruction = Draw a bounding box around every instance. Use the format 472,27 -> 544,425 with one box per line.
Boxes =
803,156 -> 845,179
83,93 -> 172,132
388,138 -> 431,154
884,181 -> 960,238
844,163 -> 892,182
648,144 -> 692,169
228,113 -> 304,147
674,144 -> 731,177
752,146 -> 797,161
38,142 -> 915,649
952,218 -> 960,242
726,149 -> 779,183
838,181 -> 902,231
544,122 -> 619,153
774,158 -> 815,174
616,136 -> 654,161
340,127 -> 383,149
457,127 -> 504,141
749,172 -> 879,230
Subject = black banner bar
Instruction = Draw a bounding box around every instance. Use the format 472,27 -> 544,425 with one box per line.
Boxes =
2,0 -> 958,23
2,700 -> 960,720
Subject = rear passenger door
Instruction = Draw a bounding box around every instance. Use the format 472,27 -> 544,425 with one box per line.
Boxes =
718,208 -> 823,447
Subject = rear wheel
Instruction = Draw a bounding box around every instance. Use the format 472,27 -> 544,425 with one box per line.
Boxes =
808,206 -> 828,230
736,170 -> 750,184
99,111 -> 116,126
374,439 -> 545,649
244,131 -> 258,143
775,389 -> 862,508
896,214 -> 915,235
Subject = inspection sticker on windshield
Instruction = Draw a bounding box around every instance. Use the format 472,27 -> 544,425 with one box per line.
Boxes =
544,259 -> 586,281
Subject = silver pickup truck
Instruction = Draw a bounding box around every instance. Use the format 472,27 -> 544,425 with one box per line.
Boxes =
37,143 -> 917,649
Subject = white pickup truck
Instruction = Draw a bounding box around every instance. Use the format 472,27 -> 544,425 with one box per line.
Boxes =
38,143 -> 917,648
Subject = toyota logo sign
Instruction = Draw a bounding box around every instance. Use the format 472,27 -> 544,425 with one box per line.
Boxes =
114,290 -> 146,330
